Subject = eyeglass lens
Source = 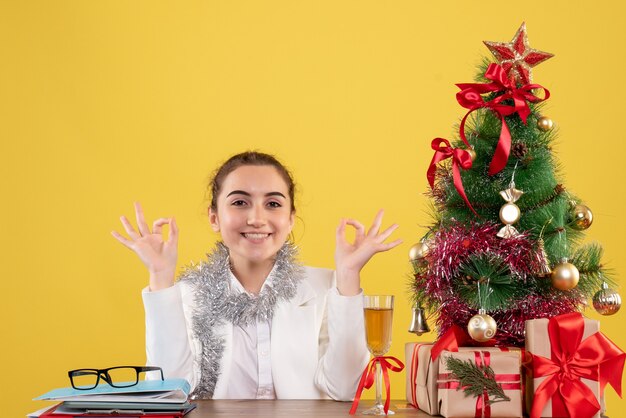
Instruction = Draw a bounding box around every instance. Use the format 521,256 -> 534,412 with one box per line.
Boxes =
71,370 -> 100,389
106,367 -> 140,387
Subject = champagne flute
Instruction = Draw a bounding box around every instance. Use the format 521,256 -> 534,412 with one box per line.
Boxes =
363,295 -> 394,415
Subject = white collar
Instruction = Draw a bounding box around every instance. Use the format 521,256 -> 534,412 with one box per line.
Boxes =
228,263 -> 276,296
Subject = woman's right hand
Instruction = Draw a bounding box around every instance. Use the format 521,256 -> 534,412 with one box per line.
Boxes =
111,202 -> 179,291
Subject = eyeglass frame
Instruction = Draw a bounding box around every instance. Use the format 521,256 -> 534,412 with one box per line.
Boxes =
68,366 -> 164,390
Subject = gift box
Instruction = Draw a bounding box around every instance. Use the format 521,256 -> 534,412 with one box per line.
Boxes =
525,313 -> 625,418
405,332 -> 524,416
405,342 -> 439,415
437,349 -> 523,418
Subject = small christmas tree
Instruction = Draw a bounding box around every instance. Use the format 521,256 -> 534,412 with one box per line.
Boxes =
411,23 -> 621,347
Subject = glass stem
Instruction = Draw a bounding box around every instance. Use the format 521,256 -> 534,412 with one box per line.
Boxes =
375,361 -> 383,408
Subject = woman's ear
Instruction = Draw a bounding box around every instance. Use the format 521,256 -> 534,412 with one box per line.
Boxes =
209,208 -> 220,232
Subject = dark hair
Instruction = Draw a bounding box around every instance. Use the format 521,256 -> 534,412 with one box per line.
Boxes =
208,151 -> 296,212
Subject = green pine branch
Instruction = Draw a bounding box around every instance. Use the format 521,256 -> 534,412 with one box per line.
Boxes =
455,252 -> 528,310
444,356 -> 511,405
570,242 -> 617,296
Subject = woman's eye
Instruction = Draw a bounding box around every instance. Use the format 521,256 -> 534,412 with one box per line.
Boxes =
231,200 -> 247,206
267,201 -> 282,208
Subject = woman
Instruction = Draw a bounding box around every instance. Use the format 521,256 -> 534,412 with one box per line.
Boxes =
112,151 -> 402,400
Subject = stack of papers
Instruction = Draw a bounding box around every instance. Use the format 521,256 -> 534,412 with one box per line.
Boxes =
29,379 -> 195,417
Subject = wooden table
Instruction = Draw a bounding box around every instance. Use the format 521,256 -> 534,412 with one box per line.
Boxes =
186,400 -> 429,417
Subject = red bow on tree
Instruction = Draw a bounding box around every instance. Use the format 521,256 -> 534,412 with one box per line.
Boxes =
456,63 -> 549,176
426,138 -> 475,215
530,313 -> 625,418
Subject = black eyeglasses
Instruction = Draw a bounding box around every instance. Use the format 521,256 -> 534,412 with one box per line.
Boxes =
68,366 -> 164,390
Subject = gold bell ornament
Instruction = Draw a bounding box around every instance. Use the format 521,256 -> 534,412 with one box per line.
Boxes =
408,304 -> 431,336
593,282 -> 622,316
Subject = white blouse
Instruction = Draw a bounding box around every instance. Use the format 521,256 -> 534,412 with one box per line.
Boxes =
225,271 -> 276,399
142,265 -> 370,400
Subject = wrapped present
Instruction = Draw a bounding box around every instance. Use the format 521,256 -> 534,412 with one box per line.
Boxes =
405,342 -> 439,414
406,326 -> 525,416
525,312 -> 625,418
437,349 -> 523,418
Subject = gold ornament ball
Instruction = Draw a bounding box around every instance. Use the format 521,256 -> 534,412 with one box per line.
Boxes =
537,116 -> 554,132
571,204 -> 593,230
593,285 -> 622,316
467,313 -> 497,342
551,261 -> 580,290
499,202 -> 521,225
409,241 -> 430,261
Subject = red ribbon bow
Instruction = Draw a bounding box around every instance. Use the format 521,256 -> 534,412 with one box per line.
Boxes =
426,138 -> 475,215
431,325 -> 472,361
430,324 -> 501,361
456,63 -> 549,176
530,312 -> 626,418
349,356 -> 404,415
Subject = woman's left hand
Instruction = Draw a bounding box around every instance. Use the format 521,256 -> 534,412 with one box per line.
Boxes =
334,209 -> 402,296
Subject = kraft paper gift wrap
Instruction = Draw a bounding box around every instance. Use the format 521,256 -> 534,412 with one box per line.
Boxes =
405,342 -> 524,416
437,350 -> 523,418
405,342 -> 439,415
525,316 -> 605,418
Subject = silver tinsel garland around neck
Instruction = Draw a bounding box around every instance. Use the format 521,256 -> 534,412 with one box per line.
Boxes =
179,241 -> 304,399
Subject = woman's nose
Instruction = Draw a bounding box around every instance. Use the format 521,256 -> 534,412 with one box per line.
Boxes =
246,206 -> 267,227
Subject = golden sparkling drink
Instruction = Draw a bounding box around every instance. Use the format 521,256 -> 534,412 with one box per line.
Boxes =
364,308 -> 393,356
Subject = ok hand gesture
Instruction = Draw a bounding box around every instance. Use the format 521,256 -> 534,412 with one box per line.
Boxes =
334,209 -> 402,296
111,202 -> 179,291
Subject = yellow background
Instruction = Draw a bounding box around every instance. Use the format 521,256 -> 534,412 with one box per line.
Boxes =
2,1 -> 625,416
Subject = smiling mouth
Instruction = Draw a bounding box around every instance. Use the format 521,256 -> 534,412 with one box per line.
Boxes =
242,233 -> 272,240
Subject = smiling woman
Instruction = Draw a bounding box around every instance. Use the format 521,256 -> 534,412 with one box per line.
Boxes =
110,151 -> 403,401
208,164 -> 296,293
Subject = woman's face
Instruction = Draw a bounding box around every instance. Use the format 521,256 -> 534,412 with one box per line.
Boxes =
209,165 -> 294,268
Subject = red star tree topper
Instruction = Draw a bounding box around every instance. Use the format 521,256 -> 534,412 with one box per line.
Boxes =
483,22 -> 554,85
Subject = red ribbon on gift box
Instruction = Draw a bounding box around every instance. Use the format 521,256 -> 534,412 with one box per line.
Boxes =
438,351 -> 521,418
349,356 -> 404,415
430,324 -> 497,361
409,343 -> 429,408
530,312 -> 626,418
456,63 -> 549,176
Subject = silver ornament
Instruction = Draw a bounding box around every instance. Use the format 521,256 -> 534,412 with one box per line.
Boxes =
593,282 -> 622,316
408,304 -> 430,335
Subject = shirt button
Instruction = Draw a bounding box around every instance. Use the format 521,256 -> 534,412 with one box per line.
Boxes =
260,351 -> 268,357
